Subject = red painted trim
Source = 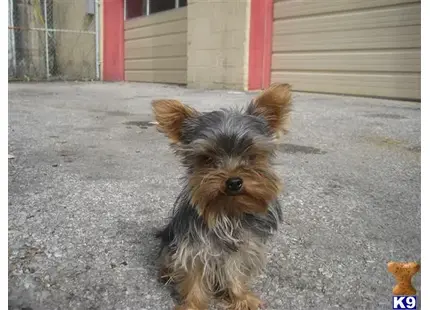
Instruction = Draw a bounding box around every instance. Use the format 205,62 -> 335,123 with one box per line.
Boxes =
261,0 -> 273,89
248,0 -> 264,90
103,0 -> 124,81
248,0 -> 273,90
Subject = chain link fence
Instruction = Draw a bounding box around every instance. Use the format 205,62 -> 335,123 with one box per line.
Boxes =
8,0 -> 100,81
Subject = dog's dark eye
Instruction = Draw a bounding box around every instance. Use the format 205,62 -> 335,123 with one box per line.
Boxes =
199,155 -> 213,165
248,154 -> 257,162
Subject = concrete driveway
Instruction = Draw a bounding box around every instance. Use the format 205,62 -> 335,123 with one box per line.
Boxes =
8,82 -> 421,310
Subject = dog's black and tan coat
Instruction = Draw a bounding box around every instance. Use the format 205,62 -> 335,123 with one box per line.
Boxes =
152,84 -> 293,310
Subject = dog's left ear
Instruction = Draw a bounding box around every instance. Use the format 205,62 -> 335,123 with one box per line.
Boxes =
152,99 -> 199,143
247,83 -> 292,137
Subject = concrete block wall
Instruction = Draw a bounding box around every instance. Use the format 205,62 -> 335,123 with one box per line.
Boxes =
13,1 -> 46,79
187,0 -> 251,90
53,0 -> 96,80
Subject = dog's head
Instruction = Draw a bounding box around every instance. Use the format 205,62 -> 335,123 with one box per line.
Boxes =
152,84 -> 292,225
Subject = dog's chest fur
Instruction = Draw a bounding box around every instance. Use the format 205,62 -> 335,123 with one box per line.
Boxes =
174,219 -> 267,289
158,192 -> 282,291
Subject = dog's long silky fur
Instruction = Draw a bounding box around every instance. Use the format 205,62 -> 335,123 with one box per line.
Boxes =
152,83 -> 292,309
157,188 -> 282,290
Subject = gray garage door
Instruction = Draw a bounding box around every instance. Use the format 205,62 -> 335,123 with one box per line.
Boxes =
271,0 -> 421,100
124,8 -> 187,84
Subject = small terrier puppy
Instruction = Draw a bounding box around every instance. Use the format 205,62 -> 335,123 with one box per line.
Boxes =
152,84 -> 292,310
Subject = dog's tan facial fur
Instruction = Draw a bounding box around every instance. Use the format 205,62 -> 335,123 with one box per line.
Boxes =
188,163 -> 281,228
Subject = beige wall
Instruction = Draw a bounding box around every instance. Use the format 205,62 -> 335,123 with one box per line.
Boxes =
187,0 -> 250,90
271,0 -> 421,100
124,8 -> 187,84
53,0 -> 96,79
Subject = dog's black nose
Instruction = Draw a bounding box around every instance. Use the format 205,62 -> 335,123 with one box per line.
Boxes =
226,177 -> 243,193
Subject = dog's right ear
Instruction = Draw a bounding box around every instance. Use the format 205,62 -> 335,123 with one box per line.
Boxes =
152,99 -> 199,143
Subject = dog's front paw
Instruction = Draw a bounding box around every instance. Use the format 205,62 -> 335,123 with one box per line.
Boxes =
227,292 -> 262,310
174,304 -> 204,310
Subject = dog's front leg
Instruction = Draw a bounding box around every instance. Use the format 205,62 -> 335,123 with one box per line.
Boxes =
174,267 -> 210,310
225,280 -> 262,310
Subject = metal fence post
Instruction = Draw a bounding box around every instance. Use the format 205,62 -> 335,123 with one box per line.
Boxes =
95,0 -> 100,80
9,0 -> 17,76
43,0 -> 50,79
